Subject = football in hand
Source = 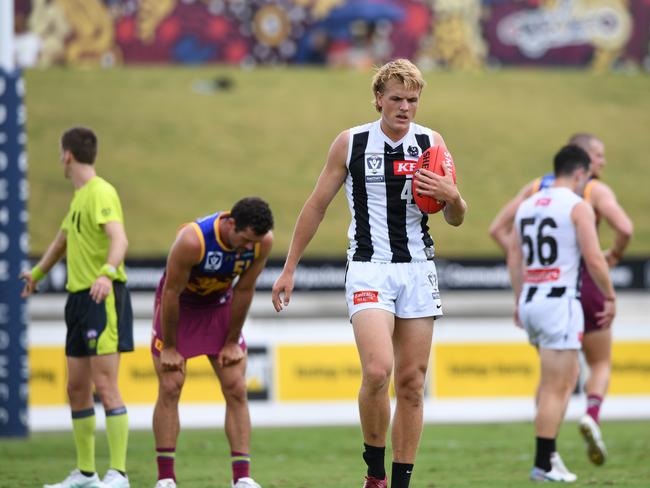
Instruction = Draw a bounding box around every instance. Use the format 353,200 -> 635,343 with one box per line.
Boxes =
412,145 -> 456,214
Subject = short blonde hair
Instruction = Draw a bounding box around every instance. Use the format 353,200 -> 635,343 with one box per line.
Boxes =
371,58 -> 426,113
568,133 -> 600,152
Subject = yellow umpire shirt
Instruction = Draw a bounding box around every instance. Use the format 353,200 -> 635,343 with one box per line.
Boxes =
60,176 -> 127,292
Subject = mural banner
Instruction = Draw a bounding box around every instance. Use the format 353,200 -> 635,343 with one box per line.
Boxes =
13,1 -> 650,71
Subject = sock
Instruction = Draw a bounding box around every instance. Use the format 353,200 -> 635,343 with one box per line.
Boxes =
156,447 -> 176,481
535,437 -> 556,471
231,451 -> 250,482
105,406 -> 129,473
587,394 -> 603,424
362,443 -> 386,480
391,462 -> 414,488
71,408 -> 96,474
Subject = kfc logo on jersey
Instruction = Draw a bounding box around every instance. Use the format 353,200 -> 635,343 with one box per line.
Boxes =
393,161 -> 416,176
204,251 -> 223,271
407,145 -> 419,157
353,290 -> 379,305
366,155 -> 384,174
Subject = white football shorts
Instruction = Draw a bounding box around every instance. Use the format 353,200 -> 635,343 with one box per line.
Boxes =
345,260 -> 443,320
518,291 -> 584,350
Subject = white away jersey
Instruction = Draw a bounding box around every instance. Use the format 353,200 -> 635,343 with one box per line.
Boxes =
344,119 -> 436,263
514,187 -> 583,294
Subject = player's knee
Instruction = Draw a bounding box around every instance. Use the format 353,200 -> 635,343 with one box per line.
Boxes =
221,377 -> 247,403
93,378 -> 121,406
66,380 -> 91,402
158,374 -> 183,402
394,369 -> 426,405
362,363 -> 392,391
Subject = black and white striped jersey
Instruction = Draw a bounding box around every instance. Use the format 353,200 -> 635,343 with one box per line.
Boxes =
344,119 -> 436,263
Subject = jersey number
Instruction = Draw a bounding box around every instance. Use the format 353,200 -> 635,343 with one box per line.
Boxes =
400,180 -> 413,204
520,217 -> 558,266
71,211 -> 82,234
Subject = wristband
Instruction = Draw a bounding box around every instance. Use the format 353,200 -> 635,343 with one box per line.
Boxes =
99,263 -> 118,280
31,265 -> 46,282
604,296 -> 616,302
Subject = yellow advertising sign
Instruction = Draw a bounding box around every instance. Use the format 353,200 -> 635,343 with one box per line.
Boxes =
120,348 -> 225,403
29,346 -> 225,405
433,343 -> 539,398
610,342 -> 650,395
277,344 -> 361,401
29,346 -> 67,405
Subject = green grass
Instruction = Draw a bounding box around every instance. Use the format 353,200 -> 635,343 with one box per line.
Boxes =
24,67 -> 650,258
2,421 -> 649,487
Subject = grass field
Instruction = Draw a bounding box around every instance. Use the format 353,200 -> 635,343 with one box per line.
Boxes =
24,67 -> 650,258
2,421 -> 649,487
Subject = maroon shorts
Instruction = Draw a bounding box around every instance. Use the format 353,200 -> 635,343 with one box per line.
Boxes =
580,267 -> 607,333
150,278 -> 246,359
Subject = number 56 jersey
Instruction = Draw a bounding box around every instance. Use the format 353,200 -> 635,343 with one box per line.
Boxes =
514,187 -> 583,296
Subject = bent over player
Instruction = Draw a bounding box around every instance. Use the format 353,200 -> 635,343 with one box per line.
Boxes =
151,197 -> 273,488
508,145 -> 616,482
21,127 -> 133,488
272,59 -> 467,488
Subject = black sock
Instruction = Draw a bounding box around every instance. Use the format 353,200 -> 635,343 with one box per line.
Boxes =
391,462 -> 414,488
535,436 -> 556,471
362,443 -> 386,479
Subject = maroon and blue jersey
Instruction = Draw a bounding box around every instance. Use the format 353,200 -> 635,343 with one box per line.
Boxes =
180,211 -> 259,305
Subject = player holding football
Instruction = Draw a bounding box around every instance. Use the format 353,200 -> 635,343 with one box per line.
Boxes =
272,59 -> 466,488
151,197 -> 273,488
508,144 -> 616,482
490,133 -> 632,465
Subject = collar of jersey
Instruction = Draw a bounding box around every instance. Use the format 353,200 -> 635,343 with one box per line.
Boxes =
377,118 -> 410,149
214,212 -> 234,251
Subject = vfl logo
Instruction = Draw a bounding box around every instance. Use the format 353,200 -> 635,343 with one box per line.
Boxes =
407,145 -> 419,157
204,251 -> 223,271
366,155 -> 383,174
427,272 -> 438,290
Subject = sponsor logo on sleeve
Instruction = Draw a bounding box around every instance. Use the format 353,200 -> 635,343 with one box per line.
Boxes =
353,290 -> 379,305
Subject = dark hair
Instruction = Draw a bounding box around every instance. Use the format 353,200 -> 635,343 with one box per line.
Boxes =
230,197 -> 274,235
554,144 -> 591,177
61,127 -> 97,164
